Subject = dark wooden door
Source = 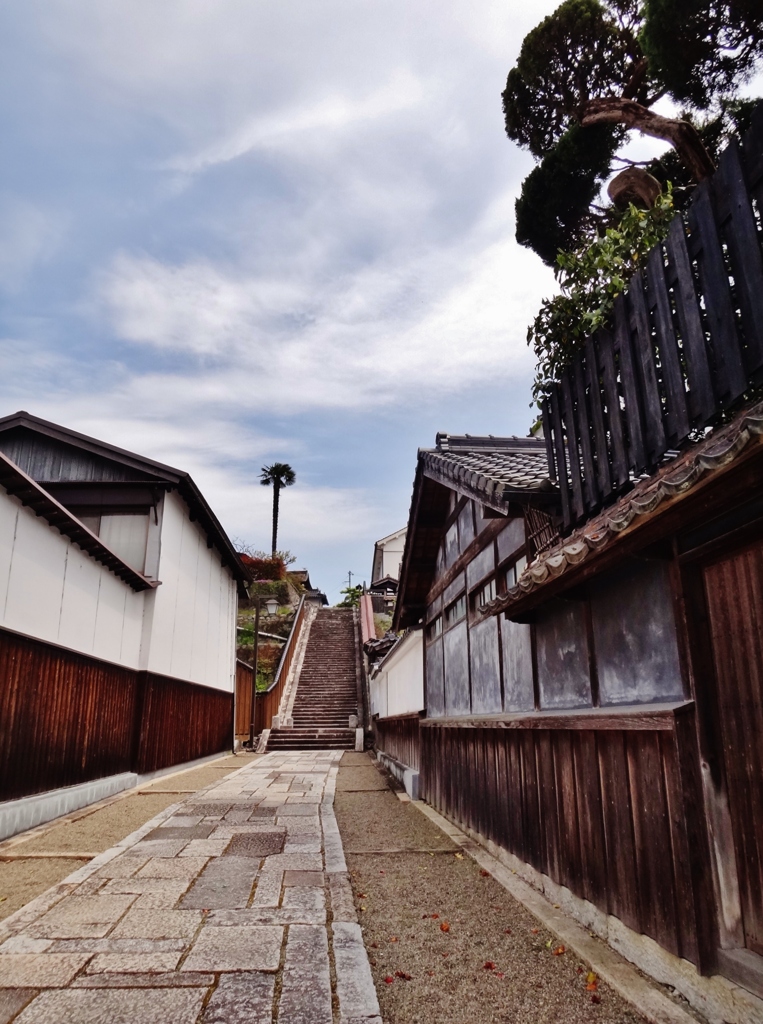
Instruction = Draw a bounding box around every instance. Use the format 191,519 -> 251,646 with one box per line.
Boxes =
704,541 -> 763,955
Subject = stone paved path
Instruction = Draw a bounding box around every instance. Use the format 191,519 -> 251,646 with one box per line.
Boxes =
0,751 -> 380,1024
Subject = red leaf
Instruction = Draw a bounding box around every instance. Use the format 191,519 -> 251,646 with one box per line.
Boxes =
395,971 -> 412,980
480,869 -> 490,877
591,994 -> 602,1005
384,976 -> 394,985
495,971 -> 505,979
531,928 -> 539,934
553,945 -> 566,956
504,929 -> 512,935
483,961 -> 496,970
389,936 -> 399,943
431,913 -> 439,919
440,921 -> 450,933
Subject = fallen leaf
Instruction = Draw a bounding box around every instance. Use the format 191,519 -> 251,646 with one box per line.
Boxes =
553,903 -> 561,909
427,970 -> 435,976
395,971 -> 412,980
442,953 -> 449,958
495,971 -> 505,979
531,928 -> 539,934
360,906 -> 366,912
586,971 -> 597,985
553,945 -> 566,956
454,853 -> 464,860
480,869 -> 490,877
379,870 -> 386,875
591,994 -> 602,1005
370,942 -> 378,949
384,976 -> 394,985
431,913 -> 440,919
483,961 -> 496,970
358,893 -> 367,898
440,922 -> 450,933
504,929 -> 512,935
389,936 -> 399,943
545,940 -> 553,949
586,980 -> 599,991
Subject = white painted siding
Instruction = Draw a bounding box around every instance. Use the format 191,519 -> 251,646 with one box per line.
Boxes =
370,630 -> 424,719
0,486 -> 143,667
143,490 -> 236,692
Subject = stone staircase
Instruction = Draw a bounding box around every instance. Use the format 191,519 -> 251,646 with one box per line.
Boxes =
266,608 -> 359,751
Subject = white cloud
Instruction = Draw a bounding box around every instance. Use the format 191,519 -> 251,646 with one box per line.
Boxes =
0,196 -> 66,293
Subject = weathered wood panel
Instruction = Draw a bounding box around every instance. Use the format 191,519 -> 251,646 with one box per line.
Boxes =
374,715 -> 421,771
420,722 -> 701,964
703,542 -> 763,956
0,627 -> 137,801
234,659 -> 254,738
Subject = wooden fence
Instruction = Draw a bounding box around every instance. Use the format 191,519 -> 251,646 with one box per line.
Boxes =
543,102 -> 763,529
0,625 -> 234,802
374,714 -> 421,771
420,709 -> 711,968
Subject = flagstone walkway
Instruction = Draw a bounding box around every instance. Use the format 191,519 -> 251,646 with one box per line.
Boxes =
0,751 -> 380,1024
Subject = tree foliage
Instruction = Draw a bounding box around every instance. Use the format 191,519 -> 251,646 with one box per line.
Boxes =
504,0 -> 763,264
528,187 -> 676,401
337,584 -> 363,608
260,462 -> 296,557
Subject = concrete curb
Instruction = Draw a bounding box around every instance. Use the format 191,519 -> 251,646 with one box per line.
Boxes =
412,800 -> 699,1024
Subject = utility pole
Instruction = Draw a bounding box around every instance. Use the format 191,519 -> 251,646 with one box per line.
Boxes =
346,570 -> 354,589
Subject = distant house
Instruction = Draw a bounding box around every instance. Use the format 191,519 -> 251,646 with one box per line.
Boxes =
0,411 -> 248,838
371,526 -> 406,585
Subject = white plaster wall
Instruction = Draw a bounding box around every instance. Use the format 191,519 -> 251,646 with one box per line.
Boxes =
0,486 -> 144,667
381,532 -> 406,581
143,489 -> 236,691
372,630 -> 424,719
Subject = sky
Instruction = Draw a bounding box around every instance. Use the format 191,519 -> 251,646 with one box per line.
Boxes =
0,1 -> 738,602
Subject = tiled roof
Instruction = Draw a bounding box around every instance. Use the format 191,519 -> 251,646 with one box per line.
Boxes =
483,402 -> 763,616
420,434 -> 555,512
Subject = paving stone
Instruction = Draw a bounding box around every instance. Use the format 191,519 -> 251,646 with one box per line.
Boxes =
72,972 -> 214,988
103,878 -> 192,897
206,908 -> 326,926
0,935 -> 53,954
111,909 -> 202,940
179,840 -> 229,858
0,954 -> 91,988
131,885 -> 191,910
201,972 -> 274,1024
130,840 -> 188,858
49,939 -> 186,954
282,887 -> 325,914
180,856 -> 258,910
332,921 -> 380,1022
260,853 -> 323,871
277,925 -> 331,1024
223,832 -> 284,857
210,822 -> 284,838
277,804 -> 320,817
146,825 -> 215,841
181,924 -> 282,972
283,870 -> 324,887
14,987 -> 207,1023
97,856 -> 150,879
28,895 -> 136,939
136,857 -> 209,879
328,873 -> 357,924
184,803 -> 232,818
73,877 -> 109,897
0,989 -> 37,1024
86,952 -> 181,974
249,806 -> 277,818
222,808 -> 252,822
162,816 -> 204,827
251,870 -> 282,908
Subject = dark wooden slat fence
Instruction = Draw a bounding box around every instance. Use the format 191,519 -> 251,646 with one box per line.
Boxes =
545,104 -> 763,529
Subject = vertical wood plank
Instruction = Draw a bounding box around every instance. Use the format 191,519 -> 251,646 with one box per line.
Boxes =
560,370 -> 584,522
597,731 -> 641,932
646,246 -> 690,445
584,337 -> 612,499
573,356 -> 599,509
664,218 -> 715,422
688,185 -> 747,403
541,399 -> 556,483
614,295 -> 647,474
573,732 -> 608,909
549,384 -> 572,529
597,329 -> 628,490
628,278 -> 666,463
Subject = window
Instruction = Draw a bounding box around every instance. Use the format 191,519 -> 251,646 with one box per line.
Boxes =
427,616 -> 443,642
505,553 -> 528,589
474,577 -> 496,609
444,594 -> 466,627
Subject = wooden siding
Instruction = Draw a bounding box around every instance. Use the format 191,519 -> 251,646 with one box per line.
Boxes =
235,659 -> 254,739
374,715 -> 421,771
0,625 -> 233,802
544,105 -> 763,528
420,717 -> 704,966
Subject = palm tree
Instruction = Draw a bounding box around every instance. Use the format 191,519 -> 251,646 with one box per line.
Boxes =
260,463 -> 296,557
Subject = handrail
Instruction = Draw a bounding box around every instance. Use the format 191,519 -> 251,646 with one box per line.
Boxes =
254,595 -> 308,734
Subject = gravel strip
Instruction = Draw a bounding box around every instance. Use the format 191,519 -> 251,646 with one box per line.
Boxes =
334,753 -> 645,1024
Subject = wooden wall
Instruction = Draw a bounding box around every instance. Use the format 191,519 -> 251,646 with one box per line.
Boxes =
0,625 -> 233,802
420,714 -> 707,967
374,715 -> 421,771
